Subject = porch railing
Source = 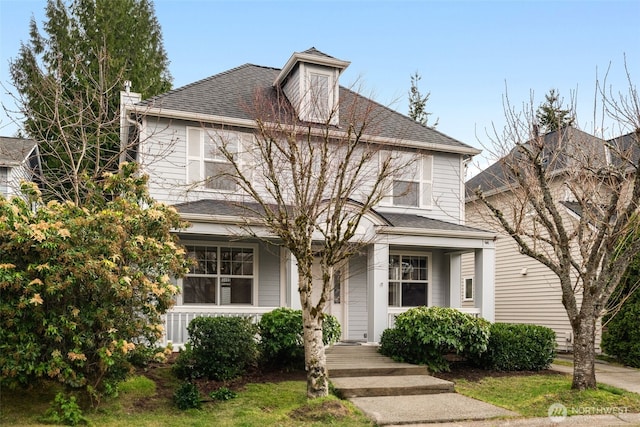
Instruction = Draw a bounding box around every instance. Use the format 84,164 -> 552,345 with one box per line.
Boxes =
162,306 -> 278,348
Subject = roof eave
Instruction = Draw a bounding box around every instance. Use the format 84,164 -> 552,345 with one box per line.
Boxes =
378,225 -> 496,240
134,105 -> 480,156
273,52 -> 351,87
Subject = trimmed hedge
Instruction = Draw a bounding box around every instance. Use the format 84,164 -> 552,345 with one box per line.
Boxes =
173,316 -> 258,381
379,306 -> 490,372
473,322 -> 556,371
258,307 -> 341,370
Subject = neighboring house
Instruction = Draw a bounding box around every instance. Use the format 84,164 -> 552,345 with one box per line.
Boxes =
120,48 -> 497,346
463,127 -> 639,352
0,137 -> 40,199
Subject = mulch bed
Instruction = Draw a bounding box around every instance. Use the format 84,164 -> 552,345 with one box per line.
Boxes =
431,362 -> 565,382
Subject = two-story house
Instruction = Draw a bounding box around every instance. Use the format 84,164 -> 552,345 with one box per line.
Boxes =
0,137 -> 40,199
464,127 -> 640,352
120,48 -> 497,345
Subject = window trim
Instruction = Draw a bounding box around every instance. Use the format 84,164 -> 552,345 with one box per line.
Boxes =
302,65 -> 336,124
178,241 -> 259,306
463,277 -> 474,301
382,152 -> 433,209
186,127 -> 239,192
388,250 -> 432,308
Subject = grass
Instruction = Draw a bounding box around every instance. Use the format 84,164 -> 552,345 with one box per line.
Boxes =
453,373 -> 640,418
2,365 -> 639,425
0,366 -> 373,427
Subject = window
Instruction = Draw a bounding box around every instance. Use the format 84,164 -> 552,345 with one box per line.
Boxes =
0,167 -> 8,196
183,245 -> 254,305
333,270 -> 342,304
187,127 -> 237,191
309,72 -> 330,122
388,253 -> 430,307
463,277 -> 474,301
386,152 -> 433,208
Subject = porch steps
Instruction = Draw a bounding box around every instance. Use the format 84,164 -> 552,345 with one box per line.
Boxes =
326,344 -> 454,398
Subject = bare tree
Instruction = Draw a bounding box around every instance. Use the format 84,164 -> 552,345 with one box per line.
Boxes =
468,70 -> 640,390
212,84 -> 403,398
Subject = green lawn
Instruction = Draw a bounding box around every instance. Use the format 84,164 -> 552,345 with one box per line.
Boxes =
453,373 -> 640,418
0,366 -> 373,427
2,366 -> 639,425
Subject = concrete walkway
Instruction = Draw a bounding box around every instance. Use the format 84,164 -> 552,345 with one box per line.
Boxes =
326,344 -> 640,426
326,344 -> 517,425
551,356 -> 640,394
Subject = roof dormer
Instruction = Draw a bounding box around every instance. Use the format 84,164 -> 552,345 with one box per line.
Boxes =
274,48 -> 350,126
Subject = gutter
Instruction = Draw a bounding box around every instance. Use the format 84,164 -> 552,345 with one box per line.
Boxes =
377,226 -> 496,240
128,105 -> 481,156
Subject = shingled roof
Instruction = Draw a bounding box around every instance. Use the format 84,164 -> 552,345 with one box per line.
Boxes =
465,127 -> 610,200
0,137 -> 38,167
137,56 -> 478,154
174,199 -> 489,235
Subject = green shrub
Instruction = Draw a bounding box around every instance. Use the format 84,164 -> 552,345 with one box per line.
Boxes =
39,392 -> 87,425
173,316 -> 258,381
602,293 -> 640,368
173,382 -> 201,410
473,323 -> 557,371
209,387 -> 237,401
258,307 -> 341,370
379,306 -> 490,372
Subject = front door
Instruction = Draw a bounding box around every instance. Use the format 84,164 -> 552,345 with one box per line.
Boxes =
311,259 -> 347,340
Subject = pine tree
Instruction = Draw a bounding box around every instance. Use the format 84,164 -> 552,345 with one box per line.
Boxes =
408,72 -> 438,128
9,0 -> 172,203
535,89 -> 575,133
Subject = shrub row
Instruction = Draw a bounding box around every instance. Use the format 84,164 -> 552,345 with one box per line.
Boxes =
380,307 -> 556,372
173,308 -> 341,381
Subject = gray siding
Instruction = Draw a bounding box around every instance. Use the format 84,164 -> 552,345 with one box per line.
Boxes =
258,242 -> 280,306
348,255 -> 368,341
141,117 -> 188,204
430,250 -> 448,307
432,153 -> 463,223
283,66 -> 301,112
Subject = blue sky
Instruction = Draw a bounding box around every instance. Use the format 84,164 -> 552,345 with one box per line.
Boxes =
1,0 -> 638,174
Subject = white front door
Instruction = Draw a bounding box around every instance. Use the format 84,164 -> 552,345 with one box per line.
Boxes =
311,259 -> 347,340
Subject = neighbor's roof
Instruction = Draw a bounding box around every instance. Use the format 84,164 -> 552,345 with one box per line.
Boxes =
465,127 -> 610,200
0,137 -> 38,167
174,199 -> 491,235
137,53 -> 478,155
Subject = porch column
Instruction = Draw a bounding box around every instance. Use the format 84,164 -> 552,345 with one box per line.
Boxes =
474,246 -> 495,322
282,248 -> 301,310
367,242 -> 389,343
449,252 -> 462,309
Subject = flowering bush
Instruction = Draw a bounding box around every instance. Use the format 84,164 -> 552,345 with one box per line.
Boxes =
0,163 -> 190,404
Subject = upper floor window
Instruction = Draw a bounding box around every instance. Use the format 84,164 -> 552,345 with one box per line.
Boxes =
303,67 -> 335,124
385,152 -> 433,208
388,253 -> 430,307
182,245 -> 255,305
309,72 -> 330,122
187,127 -> 237,191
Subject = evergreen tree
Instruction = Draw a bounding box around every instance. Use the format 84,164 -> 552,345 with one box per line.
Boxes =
535,89 -> 575,133
9,0 -> 172,204
408,71 -> 438,128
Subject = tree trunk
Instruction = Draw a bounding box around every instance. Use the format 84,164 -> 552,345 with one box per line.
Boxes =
571,316 -> 597,390
302,310 -> 328,398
